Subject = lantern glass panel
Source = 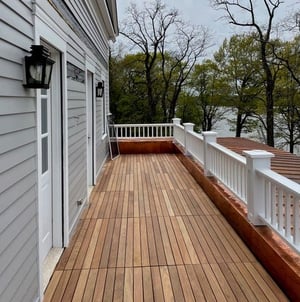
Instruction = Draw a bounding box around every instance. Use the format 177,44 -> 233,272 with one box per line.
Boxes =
44,61 -> 53,85
29,63 -> 44,83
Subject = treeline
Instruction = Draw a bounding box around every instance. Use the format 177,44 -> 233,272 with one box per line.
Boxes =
110,1 -> 300,153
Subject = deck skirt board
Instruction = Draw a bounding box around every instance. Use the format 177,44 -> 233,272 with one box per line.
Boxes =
44,154 -> 288,301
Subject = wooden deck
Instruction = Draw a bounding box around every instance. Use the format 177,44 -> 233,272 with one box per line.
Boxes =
44,154 -> 288,301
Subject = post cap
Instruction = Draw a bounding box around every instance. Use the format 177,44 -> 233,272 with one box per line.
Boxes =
242,150 -> 274,159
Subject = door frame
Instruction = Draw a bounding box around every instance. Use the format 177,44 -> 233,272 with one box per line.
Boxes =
45,44 -> 62,247
34,16 -> 69,297
86,61 -> 96,191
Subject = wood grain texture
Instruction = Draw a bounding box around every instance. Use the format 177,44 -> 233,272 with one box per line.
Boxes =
45,154 -> 288,301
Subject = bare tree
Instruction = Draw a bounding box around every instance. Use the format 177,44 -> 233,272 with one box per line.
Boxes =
120,0 -> 210,122
212,0 -> 283,146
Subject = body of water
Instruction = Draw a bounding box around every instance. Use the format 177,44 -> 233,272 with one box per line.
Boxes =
211,109 -> 300,155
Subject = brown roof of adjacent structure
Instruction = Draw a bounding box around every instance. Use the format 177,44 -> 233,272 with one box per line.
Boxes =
218,137 -> 300,185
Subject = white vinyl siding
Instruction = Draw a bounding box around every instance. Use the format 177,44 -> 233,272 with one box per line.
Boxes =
0,0 -> 39,301
64,0 -> 109,60
1,0 -> 116,299
62,1 -> 111,230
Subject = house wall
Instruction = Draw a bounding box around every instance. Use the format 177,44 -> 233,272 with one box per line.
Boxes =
60,1 -> 111,232
0,0 -> 116,300
61,0 -> 111,181
0,1 -> 40,301
63,0 -> 109,58
34,0 -> 113,238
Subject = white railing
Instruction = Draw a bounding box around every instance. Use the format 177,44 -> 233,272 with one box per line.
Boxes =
185,125 -> 205,164
114,119 -> 300,252
208,142 -> 247,202
175,123 -> 300,253
172,118 -> 185,147
257,169 -> 300,251
114,123 -> 173,139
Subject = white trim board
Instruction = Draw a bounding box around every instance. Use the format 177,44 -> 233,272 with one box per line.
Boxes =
34,13 -> 69,301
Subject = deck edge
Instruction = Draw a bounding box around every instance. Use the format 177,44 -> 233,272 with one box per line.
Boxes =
174,144 -> 300,301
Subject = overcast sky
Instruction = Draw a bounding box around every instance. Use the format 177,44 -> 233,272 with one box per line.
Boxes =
116,0 -> 298,57
116,0 -> 230,52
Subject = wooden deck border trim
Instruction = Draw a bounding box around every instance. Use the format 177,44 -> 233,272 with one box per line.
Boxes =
118,139 -> 178,154
173,144 -> 300,301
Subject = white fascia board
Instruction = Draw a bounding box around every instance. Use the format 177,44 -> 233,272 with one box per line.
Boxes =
93,0 -> 119,40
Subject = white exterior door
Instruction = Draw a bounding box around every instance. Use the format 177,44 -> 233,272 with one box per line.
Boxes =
39,88 -> 52,263
35,19 -> 67,297
38,44 -> 63,264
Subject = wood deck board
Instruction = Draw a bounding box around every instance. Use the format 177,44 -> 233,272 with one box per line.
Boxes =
143,266 -> 154,301
92,268 -> 107,302
150,266 -> 164,302
114,267 -> 125,302
168,266 -> 185,302
218,262 -> 248,302
45,154 -> 288,301
103,268 -> 115,301
72,269 -> 89,302
133,267 -> 143,301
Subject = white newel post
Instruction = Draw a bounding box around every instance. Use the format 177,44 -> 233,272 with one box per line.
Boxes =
172,118 -> 181,125
172,118 -> 181,142
202,131 -> 217,176
183,123 -> 194,155
243,150 -> 274,225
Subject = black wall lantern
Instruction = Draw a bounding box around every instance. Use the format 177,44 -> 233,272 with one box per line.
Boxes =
23,45 -> 55,89
96,80 -> 104,97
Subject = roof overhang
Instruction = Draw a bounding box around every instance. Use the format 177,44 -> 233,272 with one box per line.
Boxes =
95,0 -> 119,41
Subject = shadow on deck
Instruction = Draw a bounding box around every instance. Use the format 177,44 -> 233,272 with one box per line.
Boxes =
44,147 -> 296,301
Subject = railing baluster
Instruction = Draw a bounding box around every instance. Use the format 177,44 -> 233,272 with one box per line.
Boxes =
278,189 -> 284,232
114,123 -> 175,140
295,200 -> 300,246
265,180 -> 271,221
271,184 -> 276,226
285,193 -> 291,239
